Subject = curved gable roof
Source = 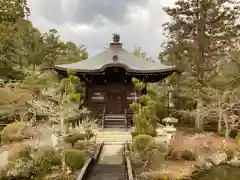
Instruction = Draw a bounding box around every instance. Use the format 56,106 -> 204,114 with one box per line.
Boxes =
54,46 -> 176,73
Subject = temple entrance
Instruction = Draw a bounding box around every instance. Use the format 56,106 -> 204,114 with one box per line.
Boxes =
106,90 -> 125,114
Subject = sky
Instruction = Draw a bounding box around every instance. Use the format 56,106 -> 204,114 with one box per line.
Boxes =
28,0 -> 176,60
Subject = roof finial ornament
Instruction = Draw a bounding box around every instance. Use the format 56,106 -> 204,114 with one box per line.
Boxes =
113,33 -> 120,42
112,55 -> 118,61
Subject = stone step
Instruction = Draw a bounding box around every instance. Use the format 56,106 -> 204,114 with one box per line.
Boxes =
105,117 -> 125,119
97,139 -> 131,142
85,164 -> 125,180
96,138 -> 131,141
105,114 -> 125,118
97,131 -> 132,135
97,135 -> 131,138
96,137 -> 132,141
98,145 -> 124,164
104,119 -> 130,124
104,119 -> 126,122
104,126 -> 131,129
96,141 -> 130,145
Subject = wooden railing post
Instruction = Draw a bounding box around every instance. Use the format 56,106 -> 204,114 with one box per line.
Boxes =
124,109 -> 127,132
102,107 -> 105,129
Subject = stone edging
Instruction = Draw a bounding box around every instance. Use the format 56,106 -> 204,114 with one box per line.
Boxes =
76,141 -> 104,180
76,158 -> 93,180
94,141 -> 104,161
124,141 -> 134,180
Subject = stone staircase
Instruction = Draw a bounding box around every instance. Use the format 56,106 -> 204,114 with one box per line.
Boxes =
98,144 -> 123,164
96,131 -> 132,144
86,164 -> 126,180
104,114 -> 131,129
86,144 -> 126,180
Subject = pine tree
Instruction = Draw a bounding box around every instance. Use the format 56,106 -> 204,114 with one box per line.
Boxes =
162,0 -> 240,83
161,0 -> 240,131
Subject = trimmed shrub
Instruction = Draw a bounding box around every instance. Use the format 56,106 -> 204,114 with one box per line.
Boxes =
131,131 -> 157,139
8,143 -> 32,160
85,128 -> 94,140
148,130 -> 157,137
34,146 -> 62,166
1,122 -> 33,143
181,149 -> 196,161
0,146 -> 63,180
63,133 -> 85,147
0,157 -> 35,179
131,132 -> 145,139
74,140 -> 85,150
42,173 -> 76,180
32,146 -> 62,176
225,148 -> 236,160
166,149 -> 182,160
132,134 -> 155,153
64,149 -> 86,171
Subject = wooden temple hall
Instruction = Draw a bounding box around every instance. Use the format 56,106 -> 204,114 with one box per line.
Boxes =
54,35 -> 176,129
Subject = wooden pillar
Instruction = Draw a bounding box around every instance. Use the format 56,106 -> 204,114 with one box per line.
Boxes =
141,78 -> 148,95
84,82 -> 89,107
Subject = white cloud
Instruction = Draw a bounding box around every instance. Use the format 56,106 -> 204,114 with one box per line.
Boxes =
28,0 -> 173,59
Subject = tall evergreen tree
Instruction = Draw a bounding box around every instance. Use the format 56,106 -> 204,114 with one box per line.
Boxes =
161,0 -> 240,130
162,0 -> 240,83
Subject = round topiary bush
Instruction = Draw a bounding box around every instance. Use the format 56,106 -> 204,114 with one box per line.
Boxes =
8,143 -> 32,160
42,172 -> 76,180
225,148 -> 236,160
181,149 -> 196,161
64,149 -> 86,171
85,128 -> 94,140
132,134 -> 155,153
131,131 -> 157,140
32,146 -> 62,176
1,122 -> 34,143
63,133 -> 86,147
131,132 -> 145,139
34,146 -> 62,166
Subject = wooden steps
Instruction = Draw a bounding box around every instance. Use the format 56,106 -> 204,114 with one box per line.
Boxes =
104,114 -> 131,129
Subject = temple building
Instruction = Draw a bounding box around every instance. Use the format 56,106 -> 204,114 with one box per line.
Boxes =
54,35 -> 176,129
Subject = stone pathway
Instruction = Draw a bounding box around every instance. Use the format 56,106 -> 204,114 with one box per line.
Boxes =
86,164 -> 125,180
98,144 -> 123,164
86,144 -> 126,180
86,129 -> 128,180
96,130 -> 132,144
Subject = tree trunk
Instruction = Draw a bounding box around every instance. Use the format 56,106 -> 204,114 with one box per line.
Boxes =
60,98 -> 65,135
223,113 -> 229,139
218,115 -> 222,134
195,98 -> 204,132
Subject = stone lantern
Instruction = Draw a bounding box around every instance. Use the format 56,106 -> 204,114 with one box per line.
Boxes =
162,117 -> 178,133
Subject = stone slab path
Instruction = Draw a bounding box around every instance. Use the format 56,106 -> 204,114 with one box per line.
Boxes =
86,164 -> 126,180
96,130 -> 132,144
98,144 -> 124,164
86,144 -> 126,180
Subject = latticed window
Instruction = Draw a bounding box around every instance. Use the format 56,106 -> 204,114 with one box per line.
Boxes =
91,92 -> 104,100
